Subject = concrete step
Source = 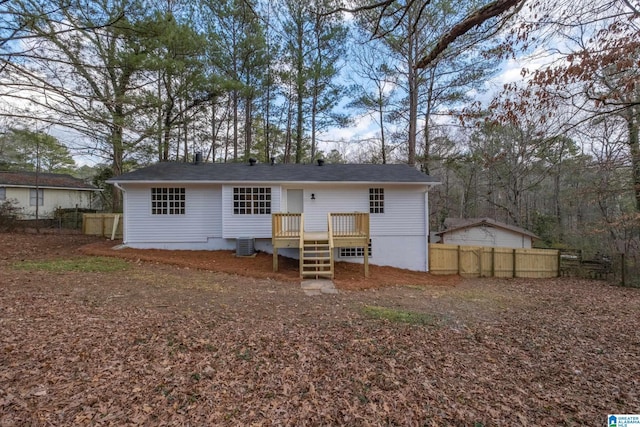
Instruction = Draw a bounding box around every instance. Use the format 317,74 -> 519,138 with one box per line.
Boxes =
301,271 -> 334,279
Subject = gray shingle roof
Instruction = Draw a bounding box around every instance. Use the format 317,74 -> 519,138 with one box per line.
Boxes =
0,171 -> 97,190
108,162 -> 440,184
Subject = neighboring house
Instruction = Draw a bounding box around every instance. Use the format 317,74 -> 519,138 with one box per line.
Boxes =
0,171 -> 99,219
107,160 -> 440,273
436,217 -> 538,249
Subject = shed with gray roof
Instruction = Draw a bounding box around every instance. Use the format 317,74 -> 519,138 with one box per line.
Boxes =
436,217 -> 538,249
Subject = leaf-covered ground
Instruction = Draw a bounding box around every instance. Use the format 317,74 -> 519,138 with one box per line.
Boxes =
1,232 -> 638,426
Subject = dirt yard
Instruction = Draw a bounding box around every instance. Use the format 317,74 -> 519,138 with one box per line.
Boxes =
79,238 -> 461,291
1,232 -> 639,426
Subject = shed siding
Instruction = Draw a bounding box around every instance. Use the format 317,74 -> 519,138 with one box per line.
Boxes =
442,226 -> 532,249
123,184 -> 221,244
3,187 -> 95,219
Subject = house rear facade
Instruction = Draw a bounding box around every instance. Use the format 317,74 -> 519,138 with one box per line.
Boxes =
108,161 -> 439,272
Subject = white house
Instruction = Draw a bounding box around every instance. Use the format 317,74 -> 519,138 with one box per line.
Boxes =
436,217 -> 538,249
0,171 -> 99,219
107,160 -> 440,275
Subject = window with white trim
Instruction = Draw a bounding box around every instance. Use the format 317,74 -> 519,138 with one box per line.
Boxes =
369,188 -> 384,213
0,187 -> 5,200
151,187 -> 185,215
30,189 -> 43,206
233,187 -> 271,214
339,240 -> 372,258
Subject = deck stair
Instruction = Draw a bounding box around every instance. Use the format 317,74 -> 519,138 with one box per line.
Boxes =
300,232 -> 333,279
272,212 -> 369,278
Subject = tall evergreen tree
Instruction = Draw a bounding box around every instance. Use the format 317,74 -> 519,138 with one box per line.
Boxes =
279,0 -> 347,163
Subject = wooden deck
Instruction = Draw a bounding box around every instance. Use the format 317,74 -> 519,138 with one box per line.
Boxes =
272,213 -> 370,278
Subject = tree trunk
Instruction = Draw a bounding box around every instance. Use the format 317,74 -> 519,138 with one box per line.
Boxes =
311,82 -> 318,161
182,102 -> 188,161
233,89 -> 239,161
157,71 -> 163,162
162,100 -> 173,161
407,32 -> 417,167
111,117 -> 124,213
628,110 -> 640,212
422,67 -> 436,175
378,94 -> 386,164
208,100 -> 217,162
244,96 -> 253,159
294,9 -> 305,164
264,79 -> 271,162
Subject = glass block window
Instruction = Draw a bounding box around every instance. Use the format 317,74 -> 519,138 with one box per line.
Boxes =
233,187 -> 271,214
30,189 -> 43,206
369,188 -> 384,213
339,240 -> 372,258
151,187 -> 185,215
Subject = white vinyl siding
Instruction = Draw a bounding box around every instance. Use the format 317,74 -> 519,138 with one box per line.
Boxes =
222,185 -> 281,238
123,184 -> 222,244
297,185 -> 425,237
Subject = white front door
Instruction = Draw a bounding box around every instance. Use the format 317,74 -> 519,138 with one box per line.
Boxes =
287,189 -> 303,213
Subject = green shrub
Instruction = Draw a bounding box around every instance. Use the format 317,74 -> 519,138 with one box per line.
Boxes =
0,199 -> 21,231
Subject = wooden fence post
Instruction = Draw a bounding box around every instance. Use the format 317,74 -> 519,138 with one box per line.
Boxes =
478,247 -> 483,278
491,247 -> 495,277
621,253 -> 626,286
557,250 -> 561,277
512,249 -> 517,278
457,245 -> 462,275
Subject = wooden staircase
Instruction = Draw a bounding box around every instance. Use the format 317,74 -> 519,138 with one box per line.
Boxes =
300,233 -> 334,279
272,212 -> 369,279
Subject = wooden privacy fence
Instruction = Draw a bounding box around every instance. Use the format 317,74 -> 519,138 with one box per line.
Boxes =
82,213 -> 123,239
429,244 -> 559,278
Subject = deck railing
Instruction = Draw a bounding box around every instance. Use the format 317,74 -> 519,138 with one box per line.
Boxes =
326,213 -> 335,248
329,212 -> 369,237
272,213 -> 303,238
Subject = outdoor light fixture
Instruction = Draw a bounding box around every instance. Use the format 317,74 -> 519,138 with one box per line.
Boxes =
311,193 -> 316,200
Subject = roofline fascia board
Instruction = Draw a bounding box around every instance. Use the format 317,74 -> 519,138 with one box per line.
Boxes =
108,180 -> 438,186
0,184 -> 100,191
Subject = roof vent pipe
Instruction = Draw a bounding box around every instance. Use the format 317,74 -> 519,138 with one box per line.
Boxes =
317,158 -> 325,166
248,158 -> 257,166
194,151 -> 203,165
